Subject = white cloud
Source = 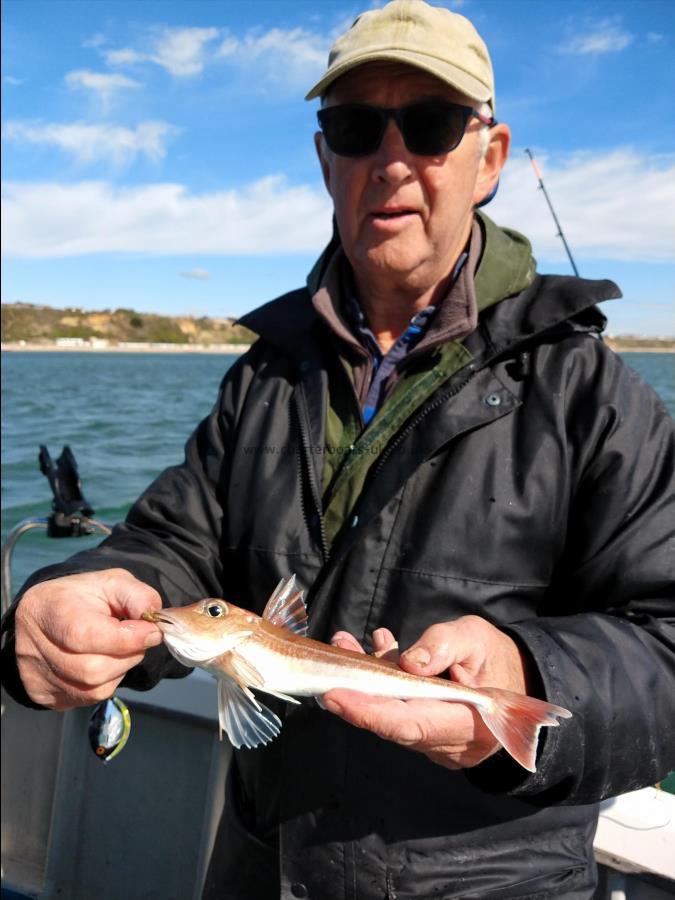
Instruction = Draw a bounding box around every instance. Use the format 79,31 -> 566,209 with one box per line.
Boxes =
152,26 -> 220,75
489,149 -> 675,263
105,48 -> 147,67
2,176 -> 333,257
646,32 -> 665,44
65,69 -> 142,106
5,150 -> 670,264
216,27 -> 329,89
3,120 -> 178,165
105,26 -> 220,76
558,21 -> 633,55
103,23 -> 329,90
3,75 -> 24,86
218,27 -> 327,67
180,268 -> 211,280
83,33 -> 107,49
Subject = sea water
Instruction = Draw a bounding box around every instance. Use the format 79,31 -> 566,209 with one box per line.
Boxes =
1,352 -> 241,594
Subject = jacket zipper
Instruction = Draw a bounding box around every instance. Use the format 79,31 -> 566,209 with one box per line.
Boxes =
294,390 -> 329,562
371,364 -> 478,478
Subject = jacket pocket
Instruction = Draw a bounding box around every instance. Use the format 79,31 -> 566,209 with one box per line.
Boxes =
387,825 -> 596,899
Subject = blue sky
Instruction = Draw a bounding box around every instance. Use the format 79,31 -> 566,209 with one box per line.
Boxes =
2,0 -> 674,336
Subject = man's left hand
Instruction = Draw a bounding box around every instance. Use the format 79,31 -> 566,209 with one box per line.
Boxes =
323,616 -> 533,769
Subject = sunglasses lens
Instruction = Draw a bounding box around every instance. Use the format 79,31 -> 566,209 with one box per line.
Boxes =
402,102 -> 469,155
318,106 -> 384,157
318,103 -> 474,157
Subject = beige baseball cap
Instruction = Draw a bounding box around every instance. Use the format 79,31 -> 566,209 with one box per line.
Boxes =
305,0 -> 495,112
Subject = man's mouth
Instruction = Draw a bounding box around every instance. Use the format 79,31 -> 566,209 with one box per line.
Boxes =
371,208 -> 417,220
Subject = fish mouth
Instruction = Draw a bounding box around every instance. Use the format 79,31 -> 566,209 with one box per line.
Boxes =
141,609 -> 178,627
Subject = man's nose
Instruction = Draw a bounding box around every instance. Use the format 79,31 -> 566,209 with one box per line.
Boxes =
371,118 -> 414,184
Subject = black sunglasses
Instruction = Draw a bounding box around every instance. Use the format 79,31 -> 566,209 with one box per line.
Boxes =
317,101 -> 495,158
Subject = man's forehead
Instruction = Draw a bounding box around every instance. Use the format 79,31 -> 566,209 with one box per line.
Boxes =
325,61 -> 473,106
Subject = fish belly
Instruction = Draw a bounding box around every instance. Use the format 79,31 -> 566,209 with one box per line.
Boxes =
237,642 -> 486,707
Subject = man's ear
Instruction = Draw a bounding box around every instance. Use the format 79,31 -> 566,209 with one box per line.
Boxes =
473,123 -> 510,207
314,131 -> 332,195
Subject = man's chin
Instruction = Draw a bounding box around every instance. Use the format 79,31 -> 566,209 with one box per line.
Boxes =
362,247 -> 428,280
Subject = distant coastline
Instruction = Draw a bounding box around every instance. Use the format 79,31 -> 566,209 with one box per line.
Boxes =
605,339 -> 675,353
1,302 -> 256,349
1,340 -> 250,354
2,302 -> 673,354
2,339 -> 674,354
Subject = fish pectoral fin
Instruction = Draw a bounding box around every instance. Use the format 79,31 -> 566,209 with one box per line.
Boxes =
219,649 -> 301,707
217,677 -> 282,749
262,575 -> 308,637
259,687 -> 301,706
219,650 -> 265,690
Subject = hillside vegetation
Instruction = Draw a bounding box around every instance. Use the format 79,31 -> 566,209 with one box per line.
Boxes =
2,302 -> 672,352
1,303 -> 256,345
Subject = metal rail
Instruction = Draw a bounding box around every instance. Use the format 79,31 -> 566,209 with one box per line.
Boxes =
1,517 -> 112,614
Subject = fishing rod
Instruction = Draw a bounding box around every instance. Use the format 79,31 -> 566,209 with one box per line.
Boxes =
524,148 -> 580,277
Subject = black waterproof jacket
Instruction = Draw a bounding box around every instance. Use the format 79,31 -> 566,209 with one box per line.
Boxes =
3,270 -> 675,899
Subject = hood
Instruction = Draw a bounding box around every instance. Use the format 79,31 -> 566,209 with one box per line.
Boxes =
474,210 -> 537,312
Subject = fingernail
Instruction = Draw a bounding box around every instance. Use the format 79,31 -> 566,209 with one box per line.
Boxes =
324,699 -> 342,716
144,632 -> 162,648
403,647 -> 430,666
372,628 -> 387,645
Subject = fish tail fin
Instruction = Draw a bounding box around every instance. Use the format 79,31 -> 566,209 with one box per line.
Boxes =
476,688 -> 572,773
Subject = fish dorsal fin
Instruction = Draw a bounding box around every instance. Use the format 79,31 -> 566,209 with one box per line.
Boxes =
262,575 -> 308,636
217,677 -> 281,749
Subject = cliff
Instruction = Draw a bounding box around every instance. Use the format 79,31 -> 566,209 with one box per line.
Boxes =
1,303 -> 256,346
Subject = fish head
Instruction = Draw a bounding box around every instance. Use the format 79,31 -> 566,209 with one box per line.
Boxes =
141,599 -> 256,667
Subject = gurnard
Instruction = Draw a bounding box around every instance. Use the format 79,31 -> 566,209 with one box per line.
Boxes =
142,576 -> 571,771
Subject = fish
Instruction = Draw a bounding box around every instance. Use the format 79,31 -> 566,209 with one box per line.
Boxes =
142,576 -> 571,772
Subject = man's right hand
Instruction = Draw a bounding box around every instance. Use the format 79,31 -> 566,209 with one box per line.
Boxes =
14,569 -> 163,709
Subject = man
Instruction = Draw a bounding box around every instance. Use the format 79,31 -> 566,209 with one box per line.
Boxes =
2,2 -> 674,898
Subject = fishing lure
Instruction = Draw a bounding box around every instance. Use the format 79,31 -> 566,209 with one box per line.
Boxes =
88,695 -> 131,763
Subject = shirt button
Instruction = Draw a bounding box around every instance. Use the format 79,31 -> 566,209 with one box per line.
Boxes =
291,883 -> 308,898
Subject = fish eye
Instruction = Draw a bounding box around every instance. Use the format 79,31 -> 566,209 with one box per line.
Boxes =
206,602 -> 225,618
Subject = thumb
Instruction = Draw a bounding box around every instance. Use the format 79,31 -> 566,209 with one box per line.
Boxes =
100,569 -> 163,620
105,571 -> 165,652
399,621 -> 465,676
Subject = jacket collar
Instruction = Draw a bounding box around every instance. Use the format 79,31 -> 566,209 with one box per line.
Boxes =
237,287 -> 319,355
472,273 -> 619,366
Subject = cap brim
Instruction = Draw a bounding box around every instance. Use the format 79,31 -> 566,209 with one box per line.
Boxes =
305,50 -> 493,109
